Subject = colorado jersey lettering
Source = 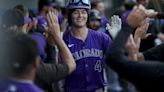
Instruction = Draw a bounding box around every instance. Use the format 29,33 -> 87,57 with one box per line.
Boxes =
72,48 -> 103,61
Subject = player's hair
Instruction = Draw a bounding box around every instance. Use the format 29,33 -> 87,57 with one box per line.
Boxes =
1,9 -> 24,29
14,4 -> 29,17
29,10 -> 37,19
38,0 -> 51,13
91,0 -> 103,9
0,29 -> 40,76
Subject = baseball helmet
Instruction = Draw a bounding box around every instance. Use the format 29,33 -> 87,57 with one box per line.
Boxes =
66,0 -> 91,9
89,9 -> 101,20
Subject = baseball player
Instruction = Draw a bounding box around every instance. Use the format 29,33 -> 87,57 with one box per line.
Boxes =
63,0 -> 112,92
88,9 -> 102,31
0,30 -> 43,92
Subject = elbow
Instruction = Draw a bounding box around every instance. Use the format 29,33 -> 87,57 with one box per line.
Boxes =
68,59 -> 76,74
71,60 -> 76,72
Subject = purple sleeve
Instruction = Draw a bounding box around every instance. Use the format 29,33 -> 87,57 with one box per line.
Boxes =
100,16 -> 109,28
121,10 -> 132,25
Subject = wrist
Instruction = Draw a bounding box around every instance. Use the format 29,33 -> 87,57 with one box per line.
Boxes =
53,35 -> 62,41
128,54 -> 138,61
127,50 -> 139,55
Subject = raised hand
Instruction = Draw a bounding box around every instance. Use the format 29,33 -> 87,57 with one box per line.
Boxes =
125,34 -> 140,61
46,10 -> 60,37
134,20 -> 150,40
106,15 -> 122,39
44,10 -> 61,45
127,5 -> 147,28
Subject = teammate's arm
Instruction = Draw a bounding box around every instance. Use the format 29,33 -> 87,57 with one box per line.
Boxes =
126,18 -> 149,61
35,10 -> 76,89
35,62 -> 69,89
106,7 -> 164,91
46,10 -> 76,74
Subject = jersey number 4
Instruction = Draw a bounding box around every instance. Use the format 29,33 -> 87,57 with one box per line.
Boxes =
94,60 -> 102,72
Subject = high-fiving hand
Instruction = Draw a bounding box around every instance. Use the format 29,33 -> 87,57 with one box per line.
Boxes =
46,10 -> 60,37
106,15 -> 122,39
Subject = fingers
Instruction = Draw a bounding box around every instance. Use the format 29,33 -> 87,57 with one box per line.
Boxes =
127,5 -> 147,28
116,16 -> 121,26
46,10 -> 59,26
52,11 -> 58,23
126,34 -> 135,49
125,34 -> 140,54
140,20 -> 149,34
106,23 -> 111,30
143,22 -> 149,31
111,15 -> 118,24
129,34 -> 136,47
137,5 -> 147,18
48,7 -> 58,15
114,15 -> 119,24
111,15 -> 121,25
49,11 -> 55,24
134,37 -> 141,49
134,5 -> 157,18
128,35 -> 135,45
46,12 -> 52,27
111,15 -> 114,24
134,20 -> 150,40
110,15 -> 122,32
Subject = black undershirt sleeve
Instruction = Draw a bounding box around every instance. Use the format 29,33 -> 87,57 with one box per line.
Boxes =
143,43 -> 164,62
35,62 -> 69,90
106,24 -> 164,91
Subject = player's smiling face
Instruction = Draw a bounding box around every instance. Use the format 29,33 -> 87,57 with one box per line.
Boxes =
71,9 -> 88,27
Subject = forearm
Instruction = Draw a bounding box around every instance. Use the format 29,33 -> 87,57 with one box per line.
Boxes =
35,63 -> 69,88
142,44 -> 164,61
106,24 -> 164,89
106,8 -> 164,90
53,36 -> 76,74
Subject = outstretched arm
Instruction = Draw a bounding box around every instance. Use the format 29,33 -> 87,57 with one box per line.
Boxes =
106,6 -> 164,91
46,10 -> 76,74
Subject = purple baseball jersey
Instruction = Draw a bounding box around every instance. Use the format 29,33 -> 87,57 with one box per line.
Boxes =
100,16 -> 109,28
63,28 -> 112,92
0,79 -> 43,92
